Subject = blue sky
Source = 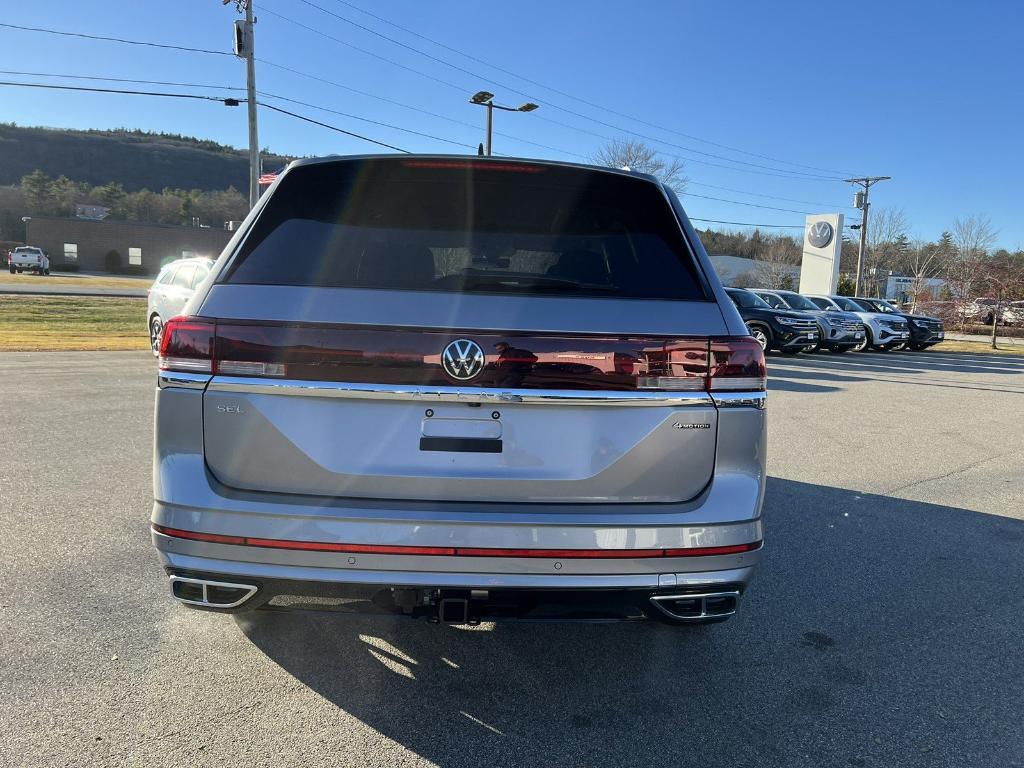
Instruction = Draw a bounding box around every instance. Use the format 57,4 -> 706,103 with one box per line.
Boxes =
2,0 -> 1022,247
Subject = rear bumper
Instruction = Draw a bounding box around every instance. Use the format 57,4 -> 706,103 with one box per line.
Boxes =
153,521 -> 761,588
152,380 -> 767,618
159,560 -> 757,624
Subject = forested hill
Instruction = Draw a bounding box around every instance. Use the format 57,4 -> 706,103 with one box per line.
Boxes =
0,124 -> 291,191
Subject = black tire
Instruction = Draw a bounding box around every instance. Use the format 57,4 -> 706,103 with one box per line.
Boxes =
149,315 -> 164,357
780,347 -> 802,355
748,324 -> 771,353
909,343 -> 926,351
830,345 -> 851,354
43,269 -> 50,276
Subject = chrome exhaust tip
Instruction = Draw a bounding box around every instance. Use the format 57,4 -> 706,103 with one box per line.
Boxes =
649,590 -> 740,621
169,575 -> 258,609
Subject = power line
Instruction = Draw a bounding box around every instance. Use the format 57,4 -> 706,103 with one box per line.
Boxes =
0,80 -> 237,103
0,22 -> 232,57
325,0 -> 858,177
0,70 -> 855,212
0,69 -> 244,92
258,92 -> 474,149
681,193 -> 810,215
689,218 -> 806,229
295,0 -> 856,178
259,58 -> 584,157
262,4 -> 846,181
686,180 -> 856,211
259,102 -> 409,152
0,80 -> 409,153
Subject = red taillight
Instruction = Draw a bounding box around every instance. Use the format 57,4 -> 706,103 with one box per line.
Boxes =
158,321 -> 765,394
707,337 -> 767,391
158,316 -> 216,373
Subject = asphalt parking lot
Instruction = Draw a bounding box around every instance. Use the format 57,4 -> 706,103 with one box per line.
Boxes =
2,349 -> 1023,768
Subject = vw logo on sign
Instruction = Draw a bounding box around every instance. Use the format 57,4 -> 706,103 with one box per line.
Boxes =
807,221 -> 835,249
441,339 -> 486,381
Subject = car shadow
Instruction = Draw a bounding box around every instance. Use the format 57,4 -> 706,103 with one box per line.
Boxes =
237,478 -> 1024,767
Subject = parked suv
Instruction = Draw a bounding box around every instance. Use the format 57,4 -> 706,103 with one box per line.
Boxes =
725,287 -> 819,354
147,256 -> 215,354
152,155 -> 766,626
752,289 -> 864,353
853,297 -> 945,351
806,295 -> 911,351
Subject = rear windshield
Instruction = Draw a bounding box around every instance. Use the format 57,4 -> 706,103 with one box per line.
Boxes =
223,159 -> 707,300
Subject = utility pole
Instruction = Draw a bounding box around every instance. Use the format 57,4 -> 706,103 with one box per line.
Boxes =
845,175 -> 891,296
469,91 -> 539,156
229,0 -> 260,209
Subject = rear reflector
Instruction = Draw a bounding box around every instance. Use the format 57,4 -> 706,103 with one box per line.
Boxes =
158,317 -> 765,395
153,525 -> 761,559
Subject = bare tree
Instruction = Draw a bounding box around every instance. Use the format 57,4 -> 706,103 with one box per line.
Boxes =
946,215 -> 999,330
952,214 -> 998,260
753,238 -> 800,289
902,240 -> 951,313
590,139 -> 687,192
979,250 -> 1024,348
863,207 -> 909,295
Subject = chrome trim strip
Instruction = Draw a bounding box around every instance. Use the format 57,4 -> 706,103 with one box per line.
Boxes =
711,391 -> 766,409
206,376 -> 718,406
158,370 -> 212,390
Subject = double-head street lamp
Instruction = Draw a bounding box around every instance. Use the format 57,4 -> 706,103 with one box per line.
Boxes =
469,91 -> 539,156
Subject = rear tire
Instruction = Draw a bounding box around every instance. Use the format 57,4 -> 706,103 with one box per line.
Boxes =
149,315 -> 164,357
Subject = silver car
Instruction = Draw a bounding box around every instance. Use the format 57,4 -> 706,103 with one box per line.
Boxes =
152,155 -> 766,626
807,294 -> 911,351
147,257 -> 215,354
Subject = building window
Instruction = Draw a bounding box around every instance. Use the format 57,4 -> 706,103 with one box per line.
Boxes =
181,250 -> 194,260
128,247 -> 142,266
63,243 -> 78,262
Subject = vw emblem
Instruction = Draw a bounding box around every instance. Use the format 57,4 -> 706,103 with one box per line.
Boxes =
441,339 -> 486,381
807,221 -> 834,249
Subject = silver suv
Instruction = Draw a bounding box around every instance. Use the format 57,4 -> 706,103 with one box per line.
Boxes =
152,156 -> 766,626
147,257 -> 215,354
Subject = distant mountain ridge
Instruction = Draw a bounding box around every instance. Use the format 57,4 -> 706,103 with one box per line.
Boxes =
0,123 -> 291,192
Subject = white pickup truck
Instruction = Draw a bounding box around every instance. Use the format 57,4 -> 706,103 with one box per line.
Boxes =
8,246 -> 50,275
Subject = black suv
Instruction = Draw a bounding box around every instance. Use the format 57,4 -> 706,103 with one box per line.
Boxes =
726,287 -> 819,354
855,297 -> 945,351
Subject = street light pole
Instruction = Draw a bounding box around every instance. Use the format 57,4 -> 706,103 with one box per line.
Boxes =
469,91 -> 539,156
845,175 -> 891,295
485,100 -> 493,157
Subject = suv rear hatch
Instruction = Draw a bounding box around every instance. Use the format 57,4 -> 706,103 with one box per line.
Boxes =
162,158 -> 761,504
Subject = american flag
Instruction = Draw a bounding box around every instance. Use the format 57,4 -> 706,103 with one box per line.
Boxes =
258,172 -> 278,186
